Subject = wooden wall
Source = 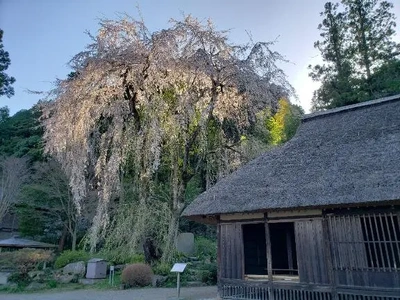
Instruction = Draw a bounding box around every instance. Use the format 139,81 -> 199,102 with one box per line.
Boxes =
217,208 -> 400,292
219,222 -> 244,279
295,219 -> 329,284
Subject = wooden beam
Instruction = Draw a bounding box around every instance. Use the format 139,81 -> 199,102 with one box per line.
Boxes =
216,215 -> 221,288
264,213 -> 273,282
286,228 -> 294,272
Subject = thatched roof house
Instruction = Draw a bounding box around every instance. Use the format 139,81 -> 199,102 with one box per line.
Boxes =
183,94 -> 400,300
183,94 -> 400,221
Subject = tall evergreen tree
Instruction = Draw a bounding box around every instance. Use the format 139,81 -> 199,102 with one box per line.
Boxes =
309,2 -> 355,109
310,0 -> 400,110
0,29 -> 15,98
343,0 -> 399,83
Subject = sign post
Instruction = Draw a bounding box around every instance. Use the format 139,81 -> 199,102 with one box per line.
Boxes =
109,265 -> 115,286
170,263 -> 187,300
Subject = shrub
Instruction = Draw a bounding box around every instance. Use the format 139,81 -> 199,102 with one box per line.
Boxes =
129,253 -> 145,264
0,249 -> 54,274
47,279 -> 58,288
121,263 -> 153,287
195,237 -> 217,261
200,264 -> 217,285
54,250 -> 90,269
8,272 -> 31,287
152,262 -> 171,276
96,249 -> 145,265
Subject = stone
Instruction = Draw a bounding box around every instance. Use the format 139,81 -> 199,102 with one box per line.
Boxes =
0,272 -> 11,285
25,282 -> 46,291
56,274 -> 78,284
28,270 -> 46,282
152,275 -> 167,287
63,261 -> 86,276
176,232 -> 195,256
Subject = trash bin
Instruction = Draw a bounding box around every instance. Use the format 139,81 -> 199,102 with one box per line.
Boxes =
86,258 -> 107,279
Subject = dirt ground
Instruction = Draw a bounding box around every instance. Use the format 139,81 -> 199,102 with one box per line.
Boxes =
0,286 -> 218,300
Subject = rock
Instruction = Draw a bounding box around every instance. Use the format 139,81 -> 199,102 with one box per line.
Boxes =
176,233 -> 195,256
56,274 -> 78,284
152,275 -> 168,287
28,270 -> 46,282
63,261 -> 86,276
25,282 -> 46,291
0,272 -> 11,285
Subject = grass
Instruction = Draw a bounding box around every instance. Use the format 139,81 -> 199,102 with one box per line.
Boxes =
91,273 -> 122,290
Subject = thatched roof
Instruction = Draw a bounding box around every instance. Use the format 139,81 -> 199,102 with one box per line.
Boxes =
0,236 -> 57,248
182,94 -> 400,220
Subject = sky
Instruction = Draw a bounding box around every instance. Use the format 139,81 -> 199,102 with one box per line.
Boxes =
0,0 -> 399,115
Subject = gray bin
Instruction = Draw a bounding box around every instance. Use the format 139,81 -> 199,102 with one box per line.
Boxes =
86,258 -> 107,279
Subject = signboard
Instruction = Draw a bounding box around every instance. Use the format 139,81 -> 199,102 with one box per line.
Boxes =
171,263 -> 187,273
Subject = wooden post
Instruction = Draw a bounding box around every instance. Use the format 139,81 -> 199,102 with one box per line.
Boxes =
264,215 -> 274,300
286,228 -> 294,273
264,214 -> 273,282
217,215 -> 222,289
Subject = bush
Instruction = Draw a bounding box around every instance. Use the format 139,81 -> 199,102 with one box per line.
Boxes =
8,272 -> 31,286
96,249 -> 145,265
0,249 -> 54,274
47,279 -> 58,288
129,253 -> 145,264
200,264 -> 217,285
121,263 -> 153,287
54,250 -> 90,269
195,237 -> 217,262
152,262 -> 171,276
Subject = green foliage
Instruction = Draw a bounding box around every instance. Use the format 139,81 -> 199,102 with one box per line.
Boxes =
200,264 -> 217,285
92,272 -> 122,290
0,107 -> 43,159
310,0 -> 400,110
18,160 -> 77,250
46,279 -> 58,288
0,106 -> 9,121
121,263 -> 154,287
266,99 -> 304,145
369,59 -> 400,99
194,237 -> 217,262
0,29 -> 15,98
152,261 -> 172,276
7,272 -> 31,287
54,250 -> 90,269
128,253 -> 145,264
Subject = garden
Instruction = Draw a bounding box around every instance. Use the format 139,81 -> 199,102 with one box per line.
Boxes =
0,236 -> 217,293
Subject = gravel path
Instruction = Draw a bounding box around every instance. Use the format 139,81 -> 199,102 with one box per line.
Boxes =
0,286 -> 218,300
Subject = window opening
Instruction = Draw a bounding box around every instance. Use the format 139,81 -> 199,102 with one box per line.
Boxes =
361,213 -> 400,270
242,223 -> 267,275
269,222 -> 298,275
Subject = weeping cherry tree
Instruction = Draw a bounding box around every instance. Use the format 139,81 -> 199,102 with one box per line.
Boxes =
42,15 -> 294,261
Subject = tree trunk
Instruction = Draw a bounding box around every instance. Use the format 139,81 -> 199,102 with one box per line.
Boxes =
161,211 -> 181,262
58,226 -> 68,252
71,225 -> 77,251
